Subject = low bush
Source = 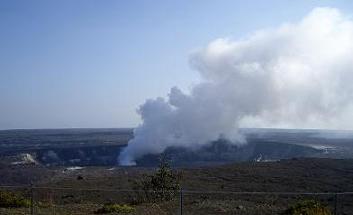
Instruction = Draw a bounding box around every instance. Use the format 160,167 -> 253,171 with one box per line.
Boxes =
0,190 -> 31,208
95,203 -> 135,214
283,199 -> 332,215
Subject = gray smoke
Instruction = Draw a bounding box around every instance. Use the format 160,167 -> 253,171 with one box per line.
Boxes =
119,7 -> 353,165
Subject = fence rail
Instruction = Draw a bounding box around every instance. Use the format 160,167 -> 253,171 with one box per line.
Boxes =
0,185 -> 352,215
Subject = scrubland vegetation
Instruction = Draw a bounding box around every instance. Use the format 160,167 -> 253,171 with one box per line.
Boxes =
1,158 -> 349,214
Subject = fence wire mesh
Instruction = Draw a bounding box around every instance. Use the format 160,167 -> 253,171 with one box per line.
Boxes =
0,186 -> 352,215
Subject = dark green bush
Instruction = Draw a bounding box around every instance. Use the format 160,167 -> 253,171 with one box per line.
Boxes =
131,156 -> 181,203
95,203 -> 135,214
283,199 -> 332,215
0,190 -> 31,208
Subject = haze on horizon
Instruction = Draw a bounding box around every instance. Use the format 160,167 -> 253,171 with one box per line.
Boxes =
1,0 -> 353,130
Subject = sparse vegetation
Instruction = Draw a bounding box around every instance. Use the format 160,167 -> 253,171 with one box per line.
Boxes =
0,190 -> 30,208
283,199 -> 332,215
95,203 -> 135,214
1,158 -> 353,214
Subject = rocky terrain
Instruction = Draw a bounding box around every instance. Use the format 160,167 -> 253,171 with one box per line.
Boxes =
1,158 -> 353,214
1,128 -> 353,214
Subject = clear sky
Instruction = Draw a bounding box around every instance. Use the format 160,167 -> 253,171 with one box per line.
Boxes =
1,0 -> 352,130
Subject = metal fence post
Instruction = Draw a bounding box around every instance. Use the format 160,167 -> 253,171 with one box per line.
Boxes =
179,188 -> 183,215
334,193 -> 338,215
30,184 -> 34,215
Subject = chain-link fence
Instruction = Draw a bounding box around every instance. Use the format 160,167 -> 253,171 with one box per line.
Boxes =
0,186 -> 352,215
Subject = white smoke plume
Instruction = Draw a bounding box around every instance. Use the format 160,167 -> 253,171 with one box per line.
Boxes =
119,7 -> 353,165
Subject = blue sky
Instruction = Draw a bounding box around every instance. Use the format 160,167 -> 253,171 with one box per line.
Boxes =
1,0 -> 352,130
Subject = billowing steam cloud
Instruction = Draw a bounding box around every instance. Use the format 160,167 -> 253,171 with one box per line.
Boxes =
119,7 -> 353,165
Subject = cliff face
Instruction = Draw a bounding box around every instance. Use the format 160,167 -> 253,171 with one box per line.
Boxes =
0,139 -> 326,167
1,128 -> 352,167
135,139 -> 323,167
36,144 -> 127,166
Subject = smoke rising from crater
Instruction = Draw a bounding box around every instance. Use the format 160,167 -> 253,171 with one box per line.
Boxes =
119,7 -> 353,165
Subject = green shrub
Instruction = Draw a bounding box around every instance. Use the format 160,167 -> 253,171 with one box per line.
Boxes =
0,190 -> 31,208
36,200 -> 54,208
95,203 -> 135,214
131,156 -> 181,203
283,199 -> 332,215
